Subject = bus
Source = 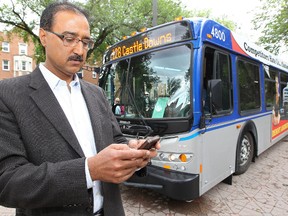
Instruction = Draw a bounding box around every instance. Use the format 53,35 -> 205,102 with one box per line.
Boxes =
99,17 -> 288,201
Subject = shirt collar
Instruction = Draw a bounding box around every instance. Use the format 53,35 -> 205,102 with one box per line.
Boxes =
39,63 -> 80,90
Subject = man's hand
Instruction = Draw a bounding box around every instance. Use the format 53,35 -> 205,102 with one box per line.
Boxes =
88,140 -> 160,184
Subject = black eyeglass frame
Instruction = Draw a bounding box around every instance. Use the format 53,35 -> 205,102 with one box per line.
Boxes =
45,30 -> 94,50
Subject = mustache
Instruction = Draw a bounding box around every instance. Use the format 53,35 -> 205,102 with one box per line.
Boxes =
68,55 -> 83,62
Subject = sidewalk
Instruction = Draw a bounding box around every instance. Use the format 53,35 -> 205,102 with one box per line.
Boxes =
122,137 -> 288,215
1,138 -> 288,215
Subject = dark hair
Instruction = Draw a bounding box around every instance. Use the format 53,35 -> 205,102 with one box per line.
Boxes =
40,1 -> 89,30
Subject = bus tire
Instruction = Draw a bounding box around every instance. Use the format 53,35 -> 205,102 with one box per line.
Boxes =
235,132 -> 254,175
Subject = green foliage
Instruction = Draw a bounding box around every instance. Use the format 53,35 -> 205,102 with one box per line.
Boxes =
84,0 -> 193,65
188,8 -> 236,30
0,0 -> 53,64
0,0 -> 237,65
215,15 -> 236,30
253,0 -> 288,55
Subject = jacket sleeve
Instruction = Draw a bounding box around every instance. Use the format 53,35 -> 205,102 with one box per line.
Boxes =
0,81 -> 90,209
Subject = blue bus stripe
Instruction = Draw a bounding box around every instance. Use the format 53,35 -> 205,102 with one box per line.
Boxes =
179,112 -> 272,142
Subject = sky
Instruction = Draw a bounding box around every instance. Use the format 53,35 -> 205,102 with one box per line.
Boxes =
181,0 -> 288,59
181,0 -> 262,40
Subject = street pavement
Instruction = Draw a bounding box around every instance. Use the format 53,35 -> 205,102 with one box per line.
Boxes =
1,137 -> 288,216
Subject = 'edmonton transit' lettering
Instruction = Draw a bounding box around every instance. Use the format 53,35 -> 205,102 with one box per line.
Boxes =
111,33 -> 172,60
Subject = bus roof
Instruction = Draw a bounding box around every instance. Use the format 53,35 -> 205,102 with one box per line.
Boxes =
189,17 -> 288,72
104,17 -> 288,72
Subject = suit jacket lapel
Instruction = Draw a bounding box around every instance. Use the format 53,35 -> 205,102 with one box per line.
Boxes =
29,68 -> 85,157
80,81 -> 105,152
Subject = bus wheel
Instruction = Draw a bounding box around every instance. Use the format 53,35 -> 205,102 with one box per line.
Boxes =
235,132 -> 254,175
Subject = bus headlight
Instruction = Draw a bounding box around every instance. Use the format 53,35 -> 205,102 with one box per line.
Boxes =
168,154 -> 176,161
154,152 -> 193,162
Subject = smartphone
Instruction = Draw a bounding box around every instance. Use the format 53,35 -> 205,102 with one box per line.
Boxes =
139,135 -> 160,150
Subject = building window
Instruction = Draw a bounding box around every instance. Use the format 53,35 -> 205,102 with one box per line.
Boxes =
77,70 -> 83,79
19,43 -> 27,55
15,60 -> 19,70
2,42 -> 10,52
92,71 -> 97,79
21,61 -> 27,71
2,60 -> 10,71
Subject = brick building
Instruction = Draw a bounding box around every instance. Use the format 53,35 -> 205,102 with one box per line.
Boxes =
0,31 -> 100,85
78,65 -> 100,85
0,31 -> 36,80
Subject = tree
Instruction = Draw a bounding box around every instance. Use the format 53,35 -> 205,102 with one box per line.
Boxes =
0,0 -> 191,64
0,0 -> 48,62
83,0 -> 193,65
0,0 -> 236,65
252,0 -> 288,55
189,8 -> 236,30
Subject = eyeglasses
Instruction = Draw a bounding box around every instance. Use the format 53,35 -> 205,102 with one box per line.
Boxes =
45,30 -> 94,50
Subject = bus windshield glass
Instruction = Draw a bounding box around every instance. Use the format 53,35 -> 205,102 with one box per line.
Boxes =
106,44 -> 192,119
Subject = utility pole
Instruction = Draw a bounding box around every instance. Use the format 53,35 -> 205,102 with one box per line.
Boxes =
152,0 -> 158,26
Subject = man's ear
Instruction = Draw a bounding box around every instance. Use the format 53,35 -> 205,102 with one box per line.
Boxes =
39,28 -> 47,47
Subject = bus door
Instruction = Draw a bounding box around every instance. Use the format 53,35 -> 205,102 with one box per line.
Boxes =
200,46 -> 236,194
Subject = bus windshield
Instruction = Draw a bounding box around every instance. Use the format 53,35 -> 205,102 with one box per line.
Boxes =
105,44 -> 192,119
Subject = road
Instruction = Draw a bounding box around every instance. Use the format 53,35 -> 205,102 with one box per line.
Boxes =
1,137 -> 288,215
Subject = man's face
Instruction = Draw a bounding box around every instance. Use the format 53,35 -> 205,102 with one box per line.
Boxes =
39,10 -> 91,82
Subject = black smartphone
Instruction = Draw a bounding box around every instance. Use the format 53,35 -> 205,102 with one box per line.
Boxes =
139,135 -> 160,150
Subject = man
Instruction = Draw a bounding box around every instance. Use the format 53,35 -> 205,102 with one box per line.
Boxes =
112,97 -> 121,115
0,2 -> 159,216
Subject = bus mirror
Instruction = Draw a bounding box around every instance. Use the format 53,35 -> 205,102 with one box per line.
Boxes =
208,79 -> 222,113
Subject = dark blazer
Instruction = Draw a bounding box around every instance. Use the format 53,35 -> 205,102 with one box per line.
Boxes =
0,67 -> 127,216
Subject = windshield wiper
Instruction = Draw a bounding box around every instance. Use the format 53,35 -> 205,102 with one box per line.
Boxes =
121,64 -> 152,137
119,123 -> 153,137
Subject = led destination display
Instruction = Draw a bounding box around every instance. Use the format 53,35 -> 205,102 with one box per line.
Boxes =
107,21 -> 192,61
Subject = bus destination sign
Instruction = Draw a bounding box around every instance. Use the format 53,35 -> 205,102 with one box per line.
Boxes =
107,21 -> 192,61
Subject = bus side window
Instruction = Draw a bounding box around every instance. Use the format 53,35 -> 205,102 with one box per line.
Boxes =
202,47 -> 232,115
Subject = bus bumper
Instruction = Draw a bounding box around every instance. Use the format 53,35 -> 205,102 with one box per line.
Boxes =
124,165 -> 199,201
